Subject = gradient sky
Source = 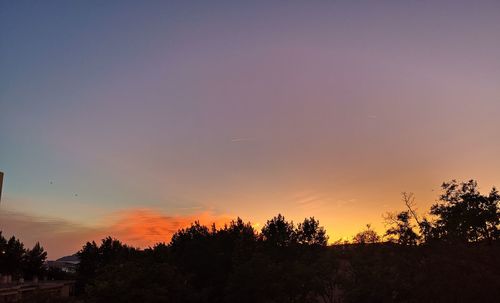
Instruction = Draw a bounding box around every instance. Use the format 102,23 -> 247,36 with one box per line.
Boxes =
1,0 -> 500,258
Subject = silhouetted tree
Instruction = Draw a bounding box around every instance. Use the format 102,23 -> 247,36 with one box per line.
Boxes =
23,242 -> 47,279
0,233 -> 49,280
2,236 -> 25,277
261,214 -> 296,247
0,232 -> 7,274
384,211 -> 419,245
430,180 -> 500,243
224,218 -> 257,243
169,221 -> 225,300
170,221 -> 210,249
76,240 -> 99,290
352,224 -> 380,244
76,238 -> 135,294
296,217 -> 328,246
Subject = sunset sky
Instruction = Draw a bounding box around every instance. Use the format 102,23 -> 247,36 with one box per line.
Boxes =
1,0 -> 500,258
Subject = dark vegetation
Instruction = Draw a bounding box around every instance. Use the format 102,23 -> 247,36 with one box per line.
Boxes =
1,180 -> 499,302
0,236 -> 47,280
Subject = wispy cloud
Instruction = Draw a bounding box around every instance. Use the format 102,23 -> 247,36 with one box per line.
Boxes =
335,198 -> 357,207
230,137 -> 255,142
0,209 -> 99,259
291,191 -> 328,210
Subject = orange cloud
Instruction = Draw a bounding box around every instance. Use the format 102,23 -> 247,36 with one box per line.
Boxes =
0,208 -> 232,259
103,209 -> 232,248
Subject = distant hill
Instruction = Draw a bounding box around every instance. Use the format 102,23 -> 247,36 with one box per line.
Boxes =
56,255 -> 80,263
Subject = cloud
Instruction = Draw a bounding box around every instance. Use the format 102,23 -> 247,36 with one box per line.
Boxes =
0,209 -> 99,259
103,209 -> 231,248
230,137 -> 255,142
335,198 -> 357,207
292,191 -> 328,210
0,208 -> 231,259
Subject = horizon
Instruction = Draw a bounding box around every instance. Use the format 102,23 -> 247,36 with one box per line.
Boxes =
1,0 -> 500,259
0,182 -> 498,260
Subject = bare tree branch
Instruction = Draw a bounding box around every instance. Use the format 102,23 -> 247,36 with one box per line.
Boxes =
402,192 -> 421,226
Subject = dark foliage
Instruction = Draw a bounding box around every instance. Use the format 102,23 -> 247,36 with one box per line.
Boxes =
2,180 -> 499,302
384,212 -> 420,245
342,242 -> 500,302
429,180 -> 500,243
71,181 -> 499,302
0,232 -> 47,279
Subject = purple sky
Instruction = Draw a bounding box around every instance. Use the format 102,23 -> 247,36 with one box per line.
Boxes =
1,0 -> 500,258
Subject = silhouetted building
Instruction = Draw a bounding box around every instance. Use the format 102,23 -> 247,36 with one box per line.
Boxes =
0,171 -> 3,203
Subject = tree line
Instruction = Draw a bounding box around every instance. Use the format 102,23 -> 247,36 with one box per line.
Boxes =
1,179 -> 499,302
74,179 -> 499,303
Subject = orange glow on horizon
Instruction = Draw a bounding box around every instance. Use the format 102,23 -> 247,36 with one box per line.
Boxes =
102,209 -> 233,248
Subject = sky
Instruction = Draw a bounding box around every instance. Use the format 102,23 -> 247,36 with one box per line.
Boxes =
1,0 -> 500,258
